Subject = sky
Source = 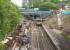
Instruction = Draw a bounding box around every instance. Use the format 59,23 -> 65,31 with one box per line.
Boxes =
11,0 -> 23,7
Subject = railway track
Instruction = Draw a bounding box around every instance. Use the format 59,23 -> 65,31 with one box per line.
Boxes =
34,26 -> 57,50
29,22 -> 57,50
39,26 -> 57,50
5,19 -> 57,50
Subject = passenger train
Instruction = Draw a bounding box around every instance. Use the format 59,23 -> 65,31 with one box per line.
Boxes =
24,14 -> 46,25
34,17 -> 46,25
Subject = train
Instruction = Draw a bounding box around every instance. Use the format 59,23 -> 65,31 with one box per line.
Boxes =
23,14 -> 47,25
24,14 -> 46,25
34,17 -> 46,25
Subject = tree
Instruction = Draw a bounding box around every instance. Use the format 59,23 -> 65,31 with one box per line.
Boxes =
67,0 -> 70,3
0,0 -> 20,49
39,2 -> 59,10
0,0 -> 11,40
22,0 -> 30,8
51,0 -> 60,3
31,0 -> 48,8
22,0 -> 49,8
0,0 -> 20,41
22,0 -> 60,8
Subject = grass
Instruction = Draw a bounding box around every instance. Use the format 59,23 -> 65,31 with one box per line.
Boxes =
46,14 -> 70,40
46,14 -> 57,28
0,43 -> 5,50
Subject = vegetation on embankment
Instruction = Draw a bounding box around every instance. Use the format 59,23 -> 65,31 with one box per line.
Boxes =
22,0 -> 59,10
0,44 -> 5,50
39,2 -> 59,11
62,15 -> 70,40
0,0 -> 21,49
46,14 -> 70,40
44,14 -> 57,29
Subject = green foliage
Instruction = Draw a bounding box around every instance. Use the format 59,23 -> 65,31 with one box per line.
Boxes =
68,0 -> 70,3
62,29 -> 70,40
0,44 -> 4,50
22,0 -> 48,8
39,2 -> 59,10
51,0 -> 60,3
0,0 -> 11,41
0,0 -> 20,42
0,0 -> 20,49
9,3 -> 20,28
61,15 -> 70,40
22,0 -> 60,8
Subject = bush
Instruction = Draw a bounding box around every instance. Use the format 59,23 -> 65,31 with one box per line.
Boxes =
62,29 -> 70,40
0,44 -> 4,50
0,0 -> 21,49
51,0 -> 60,3
0,0 -> 20,41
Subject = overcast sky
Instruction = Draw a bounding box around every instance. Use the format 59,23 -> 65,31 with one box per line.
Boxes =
11,0 -> 23,7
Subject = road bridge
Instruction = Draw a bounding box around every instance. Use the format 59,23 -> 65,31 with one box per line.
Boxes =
19,8 -> 53,20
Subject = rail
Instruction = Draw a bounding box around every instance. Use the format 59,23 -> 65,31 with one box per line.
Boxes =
42,24 -> 61,50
